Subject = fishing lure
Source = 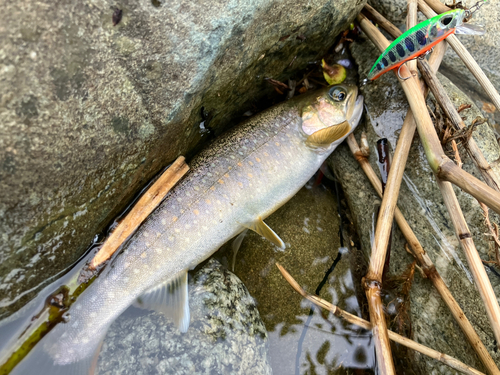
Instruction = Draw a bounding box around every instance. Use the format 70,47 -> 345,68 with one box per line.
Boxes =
368,8 -> 485,81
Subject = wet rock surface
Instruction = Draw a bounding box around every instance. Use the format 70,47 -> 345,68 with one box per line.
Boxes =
0,0 -> 366,318
214,184 -> 375,374
328,35 -> 500,374
368,0 -> 500,133
97,259 -> 271,375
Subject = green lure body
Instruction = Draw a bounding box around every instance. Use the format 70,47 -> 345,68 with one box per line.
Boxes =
368,9 -> 468,80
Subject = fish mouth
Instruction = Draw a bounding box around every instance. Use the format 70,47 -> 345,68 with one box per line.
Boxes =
347,93 -> 364,128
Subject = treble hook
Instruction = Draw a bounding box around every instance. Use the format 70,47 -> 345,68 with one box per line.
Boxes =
397,47 -> 434,80
397,64 -> 412,80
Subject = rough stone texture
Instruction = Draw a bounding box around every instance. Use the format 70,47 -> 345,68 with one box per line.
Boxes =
0,0 -> 366,318
96,259 -> 271,375
328,35 -> 500,374
214,184 -> 375,374
367,0 -> 500,132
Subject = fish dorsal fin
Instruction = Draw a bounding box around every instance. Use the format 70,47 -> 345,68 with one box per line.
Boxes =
135,271 -> 190,332
243,217 -> 285,249
231,229 -> 248,271
306,120 -> 350,146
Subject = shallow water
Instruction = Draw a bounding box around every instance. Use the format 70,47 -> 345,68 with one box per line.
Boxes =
0,179 -> 377,374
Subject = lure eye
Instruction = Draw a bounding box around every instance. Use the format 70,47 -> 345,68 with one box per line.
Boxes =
329,87 -> 347,102
441,15 -> 453,26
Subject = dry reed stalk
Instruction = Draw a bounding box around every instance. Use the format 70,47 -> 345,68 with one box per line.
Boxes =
347,134 -> 500,375
420,0 -> 500,113
276,263 -> 486,375
417,60 -> 500,191
90,156 -> 189,269
357,9 -> 500,352
406,0 -> 418,73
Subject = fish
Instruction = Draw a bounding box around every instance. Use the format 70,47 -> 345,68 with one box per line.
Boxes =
10,84 -> 363,375
367,9 -> 485,81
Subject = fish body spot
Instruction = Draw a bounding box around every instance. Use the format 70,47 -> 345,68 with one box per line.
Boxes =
175,228 -> 180,233
193,209 -> 200,215
218,179 -> 224,184
210,186 -> 216,191
141,252 -> 147,258
248,161 -> 253,166
155,248 -> 162,254
382,57 -> 388,66
205,199 -> 211,204
172,216 -> 178,222
388,51 -> 396,62
161,219 -> 167,225
255,157 -> 261,162
224,173 -> 229,178
248,173 -> 253,178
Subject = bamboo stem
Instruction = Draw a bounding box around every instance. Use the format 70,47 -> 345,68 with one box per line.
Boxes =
90,156 -> 189,269
358,8 -> 500,352
417,58 -> 500,191
276,264 -> 486,375
347,134 -> 500,375
420,0 -> 500,113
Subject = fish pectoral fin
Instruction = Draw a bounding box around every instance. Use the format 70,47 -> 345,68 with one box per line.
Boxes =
306,120 -> 351,146
135,271 -> 190,332
243,217 -> 285,249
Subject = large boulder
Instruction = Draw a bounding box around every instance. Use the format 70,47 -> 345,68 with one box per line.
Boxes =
328,34 -> 500,373
0,0 -> 366,318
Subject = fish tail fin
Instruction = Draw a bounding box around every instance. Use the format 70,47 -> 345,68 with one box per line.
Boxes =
10,323 -> 107,375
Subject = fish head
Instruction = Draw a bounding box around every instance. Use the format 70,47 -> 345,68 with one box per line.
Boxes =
427,9 -> 467,42
301,84 -> 363,149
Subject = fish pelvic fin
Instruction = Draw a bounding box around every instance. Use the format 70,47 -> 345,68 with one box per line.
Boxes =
243,217 -> 285,249
135,271 -> 190,333
306,120 -> 351,147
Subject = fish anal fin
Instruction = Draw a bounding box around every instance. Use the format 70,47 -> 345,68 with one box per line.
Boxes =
135,271 -> 190,332
243,217 -> 285,249
231,229 -> 248,271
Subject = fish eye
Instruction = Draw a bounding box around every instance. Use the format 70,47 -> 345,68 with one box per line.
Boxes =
329,87 -> 347,102
441,15 -> 453,26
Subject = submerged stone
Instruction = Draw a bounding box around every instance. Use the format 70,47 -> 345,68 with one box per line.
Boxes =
97,259 -> 271,375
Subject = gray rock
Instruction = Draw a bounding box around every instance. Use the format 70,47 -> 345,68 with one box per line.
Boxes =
214,184 -> 375,374
96,259 -> 271,375
0,0 -> 366,318
367,0 -> 500,133
328,35 -> 500,374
